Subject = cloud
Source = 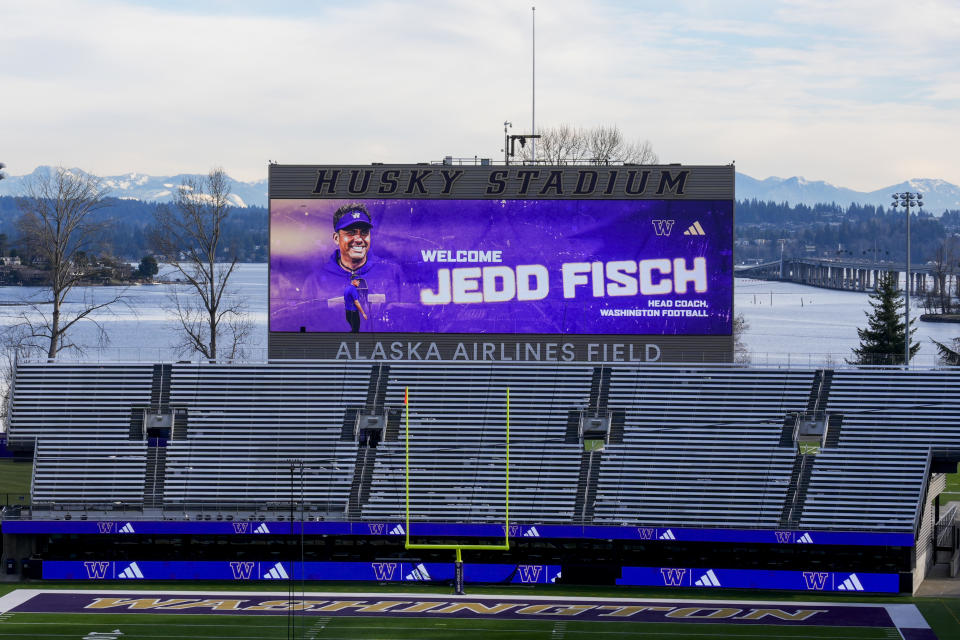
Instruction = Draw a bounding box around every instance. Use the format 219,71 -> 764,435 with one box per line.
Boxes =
2,0 -> 958,189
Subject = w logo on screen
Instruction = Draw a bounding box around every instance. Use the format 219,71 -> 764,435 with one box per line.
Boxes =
229,562 -> 255,580
371,562 -> 398,581
503,525 -> 520,537
84,561 -> 110,579
802,571 -> 830,590
774,531 -> 793,543
660,568 -> 687,586
636,528 -> 655,540
651,220 -> 676,236
517,565 -> 543,583
96,522 -> 115,534
232,523 -> 249,534
368,524 -> 386,535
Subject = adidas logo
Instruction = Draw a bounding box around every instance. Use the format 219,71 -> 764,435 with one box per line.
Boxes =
659,529 -> 676,540
837,573 -> 864,591
796,533 -> 813,544
117,562 -> 144,579
683,221 -> 706,236
254,523 -> 270,534
694,569 -> 721,587
550,570 -> 561,584
263,562 -> 289,580
118,523 -> 135,534
523,526 -> 540,537
389,524 -> 405,535
405,563 -> 431,581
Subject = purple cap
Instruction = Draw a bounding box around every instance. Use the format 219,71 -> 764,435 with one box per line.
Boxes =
334,209 -> 374,231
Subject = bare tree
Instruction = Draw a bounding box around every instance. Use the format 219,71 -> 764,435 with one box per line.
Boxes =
152,168 -> 251,361
927,240 -> 955,314
733,312 -> 750,364
585,125 -> 658,164
530,124 -> 588,164
14,167 -> 124,360
519,124 -> 658,165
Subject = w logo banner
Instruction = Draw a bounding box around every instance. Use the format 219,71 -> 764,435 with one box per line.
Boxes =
774,531 -> 793,544
636,528 -> 655,540
802,572 -> 830,590
229,562 -> 254,580
84,561 -> 110,579
232,523 -> 249,534
367,524 -> 386,535
371,563 -> 398,581
651,220 -> 675,236
503,525 -> 520,537
517,565 -> 543,583
96,523 -> 115,534
660,568 -> 688,587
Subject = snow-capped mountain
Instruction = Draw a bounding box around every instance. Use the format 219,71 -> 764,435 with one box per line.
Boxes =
736,174 -> 960,214
2,166 -> 958,214
0,166 -> 267,208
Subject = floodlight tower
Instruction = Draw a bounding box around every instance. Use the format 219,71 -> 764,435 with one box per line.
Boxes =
891,191 -> 923,366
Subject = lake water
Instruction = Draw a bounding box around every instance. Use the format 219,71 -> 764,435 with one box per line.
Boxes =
0,265 -> 956,366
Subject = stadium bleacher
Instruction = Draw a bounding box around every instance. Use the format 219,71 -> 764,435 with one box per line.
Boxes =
6,360 -> 959,538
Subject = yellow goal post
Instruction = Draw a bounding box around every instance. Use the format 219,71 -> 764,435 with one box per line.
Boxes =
403,386 -> 510,569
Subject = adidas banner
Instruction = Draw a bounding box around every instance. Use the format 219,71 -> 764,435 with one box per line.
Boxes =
618,567 -> 899,593
43,561 -> 562,585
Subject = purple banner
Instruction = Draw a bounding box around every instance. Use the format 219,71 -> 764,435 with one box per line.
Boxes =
270,199 -> 732,335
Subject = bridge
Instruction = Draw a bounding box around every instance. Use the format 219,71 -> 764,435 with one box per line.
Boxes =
736,258 -> 945,295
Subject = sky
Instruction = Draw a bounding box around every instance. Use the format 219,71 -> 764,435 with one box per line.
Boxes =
3,0 -> 959,189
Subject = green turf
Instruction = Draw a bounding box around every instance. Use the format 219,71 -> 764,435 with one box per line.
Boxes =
0,459 -> 31,502
0,612 -> 903,640
940,470 -> 960,504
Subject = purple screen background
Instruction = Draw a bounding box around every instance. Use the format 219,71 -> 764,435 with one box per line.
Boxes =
270,199 -> 732,335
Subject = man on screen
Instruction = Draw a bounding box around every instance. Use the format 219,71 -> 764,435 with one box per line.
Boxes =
344,277 -> 368,332
298,203 -> 404,332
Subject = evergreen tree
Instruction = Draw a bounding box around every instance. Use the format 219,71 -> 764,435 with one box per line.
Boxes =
932,338 -> 960,366
137,255 -> 159,280
848,272 -> 919,365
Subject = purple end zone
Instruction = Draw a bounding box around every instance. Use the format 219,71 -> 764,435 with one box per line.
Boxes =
10,592 -> 903,629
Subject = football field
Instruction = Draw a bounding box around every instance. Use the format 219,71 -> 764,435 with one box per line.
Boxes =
0,586 -> 952,639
